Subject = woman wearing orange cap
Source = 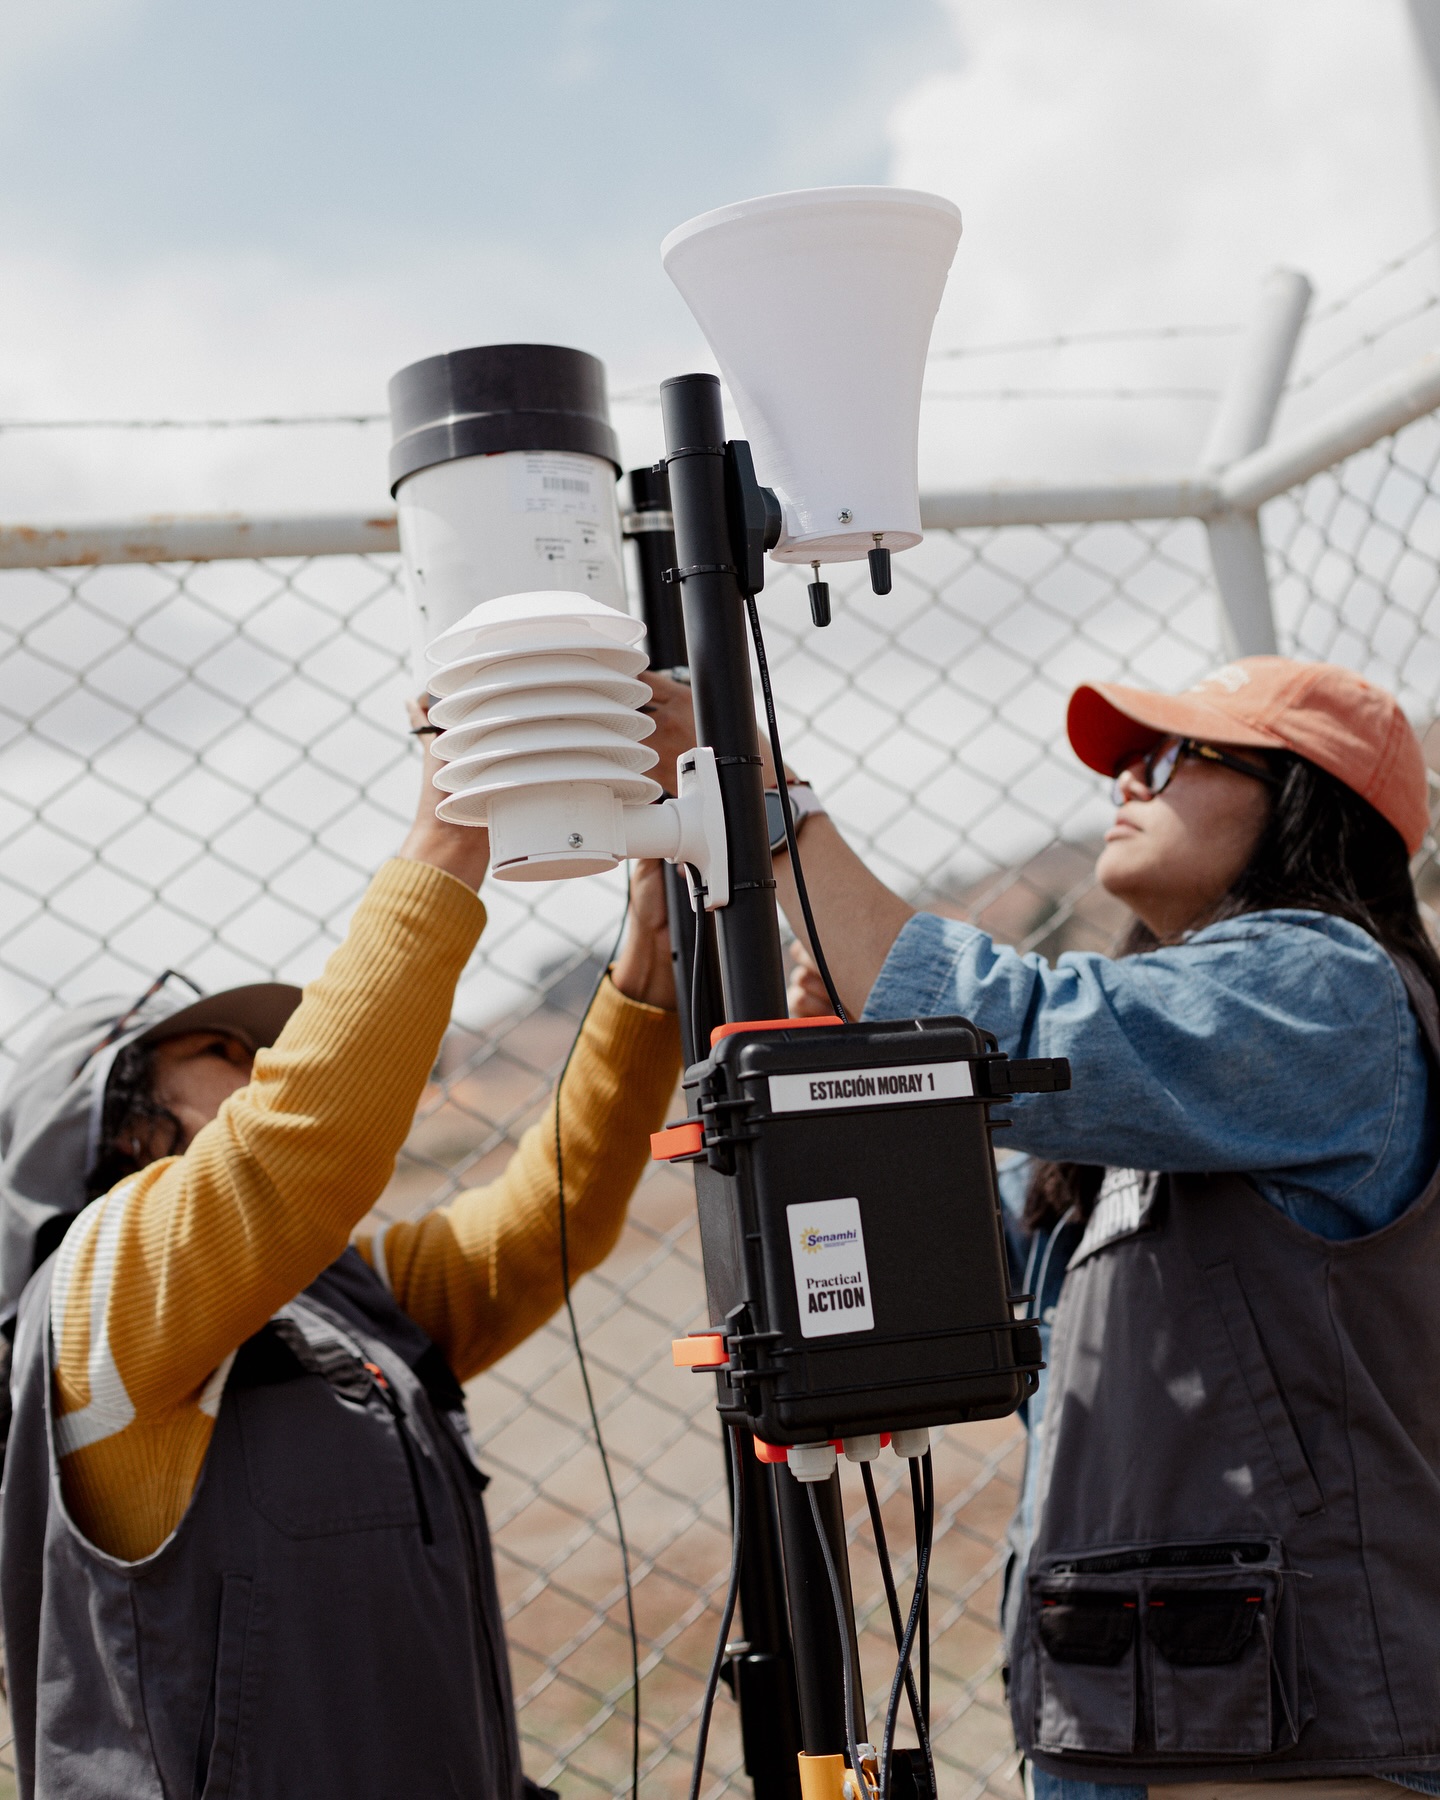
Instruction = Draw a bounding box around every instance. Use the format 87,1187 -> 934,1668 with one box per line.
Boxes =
773,656 -> 1440,1795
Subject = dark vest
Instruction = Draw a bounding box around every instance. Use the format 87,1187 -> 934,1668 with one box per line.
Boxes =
0,1248 -> 526,1800
1006,969 -> 1440,1784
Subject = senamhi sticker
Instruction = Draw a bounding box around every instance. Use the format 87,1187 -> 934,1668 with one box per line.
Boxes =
786,1196 -> 875,1339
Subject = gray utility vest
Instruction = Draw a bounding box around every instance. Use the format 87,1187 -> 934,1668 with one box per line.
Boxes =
0,1248 -> 528,1800
1007,965 -> 1440,1786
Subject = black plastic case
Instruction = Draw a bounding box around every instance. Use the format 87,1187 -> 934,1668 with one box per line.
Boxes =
680,1016 -> 1066,1444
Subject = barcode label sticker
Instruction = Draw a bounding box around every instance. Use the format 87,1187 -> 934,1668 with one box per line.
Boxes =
508,452 -> 602,516
787,1197 -> 875,1338
766,1060 -> 972,1115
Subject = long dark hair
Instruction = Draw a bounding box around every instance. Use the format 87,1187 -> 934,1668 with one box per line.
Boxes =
1023,750 -> 1440,1232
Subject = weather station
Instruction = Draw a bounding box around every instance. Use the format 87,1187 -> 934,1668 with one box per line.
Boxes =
388,186 -> 1071,1800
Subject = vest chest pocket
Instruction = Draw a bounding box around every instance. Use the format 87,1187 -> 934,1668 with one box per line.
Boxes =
1030,1540 -> 1299,1760
234,1373 -> 424,1539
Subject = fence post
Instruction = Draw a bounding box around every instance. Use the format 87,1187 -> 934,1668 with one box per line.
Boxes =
1407,0 -> 1440,224
1200,268 -> 1312,657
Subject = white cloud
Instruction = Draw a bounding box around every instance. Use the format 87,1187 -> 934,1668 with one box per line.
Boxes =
0,0 -> 148,88
2,1 -> 1437,520
891,0 -> 1437,485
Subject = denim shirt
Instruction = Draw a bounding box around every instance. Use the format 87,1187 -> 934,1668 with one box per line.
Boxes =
864,907 -> 1435,1237
863,908 -> 1439,1800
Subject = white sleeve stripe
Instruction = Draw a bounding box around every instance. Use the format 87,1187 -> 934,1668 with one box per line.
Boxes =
370,1222 -> 393,1294
53,1182 -> 137,1459
197,1349 -> 236,1419
49,1195 -> 106,1352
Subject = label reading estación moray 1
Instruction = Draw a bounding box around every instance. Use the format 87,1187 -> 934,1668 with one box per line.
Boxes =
786,1196 -> 875,1339
767,1059 -> 973,1116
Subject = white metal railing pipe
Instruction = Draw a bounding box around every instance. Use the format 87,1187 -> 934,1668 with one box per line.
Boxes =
1221,350 -> 1440,512
916,479 -> 1218,530
1198,268 -> 1314,658
0,511 -> 400,570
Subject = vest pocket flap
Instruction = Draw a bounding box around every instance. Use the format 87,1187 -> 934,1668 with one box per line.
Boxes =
1038,1591 -> 1138,1665
1145,1585 -> 1262,1665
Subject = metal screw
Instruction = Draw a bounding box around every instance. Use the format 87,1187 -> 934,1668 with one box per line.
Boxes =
838,508 -> 853,524
567,832 -> 584,848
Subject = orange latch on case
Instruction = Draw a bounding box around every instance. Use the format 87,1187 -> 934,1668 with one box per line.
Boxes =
672,1333 -> 728,1369
650,1120 -> 704,1161
709,1015 -> 842,1046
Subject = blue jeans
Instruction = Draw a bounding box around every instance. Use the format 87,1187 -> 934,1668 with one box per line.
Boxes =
1031,1773 -> 1144,1800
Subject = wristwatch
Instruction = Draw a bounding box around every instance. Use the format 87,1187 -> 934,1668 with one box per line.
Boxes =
763,784 -> 826,855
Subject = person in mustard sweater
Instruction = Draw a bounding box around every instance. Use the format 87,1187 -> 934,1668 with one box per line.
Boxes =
0,682 -> 688,1800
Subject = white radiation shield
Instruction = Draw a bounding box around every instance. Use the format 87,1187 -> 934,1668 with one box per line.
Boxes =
661,186 -> 962,564
424,591 -> 728,899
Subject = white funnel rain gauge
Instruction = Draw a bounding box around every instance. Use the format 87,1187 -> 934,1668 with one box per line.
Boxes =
662,185 -> 961,602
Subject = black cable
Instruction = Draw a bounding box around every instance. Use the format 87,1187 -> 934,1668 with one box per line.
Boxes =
911,1455 -> 931,1730
807,1480 -> 868,1795
554,878 -> 641,1800
860,1463 -> 935,1797
688,1426 -> 747,1800
743,594 -> 848,1022
686,866 -> 709,1068
881,1454 -> 934,1798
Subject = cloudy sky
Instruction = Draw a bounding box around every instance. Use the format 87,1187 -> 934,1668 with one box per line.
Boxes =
1,0 -> 1437,518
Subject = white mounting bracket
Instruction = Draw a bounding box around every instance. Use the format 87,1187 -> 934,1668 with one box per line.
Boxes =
621,744 -> 729,911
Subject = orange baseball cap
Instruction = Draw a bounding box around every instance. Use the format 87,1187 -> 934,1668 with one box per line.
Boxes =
1067,656 -> 1431,854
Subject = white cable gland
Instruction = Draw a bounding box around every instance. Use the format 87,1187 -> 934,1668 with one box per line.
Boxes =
843,1435 -> 882,1463
890,1428 -> 931,1460
786,1441 -> 838,1483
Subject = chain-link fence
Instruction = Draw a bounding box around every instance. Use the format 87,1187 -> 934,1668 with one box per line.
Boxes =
1,264 -> 1440,1800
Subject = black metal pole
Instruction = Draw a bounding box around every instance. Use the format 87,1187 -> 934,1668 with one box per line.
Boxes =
660,373 -> 862,1764
658,375 -> 785,1023
625,466 -> 724,1068
628,463 -> 801,1798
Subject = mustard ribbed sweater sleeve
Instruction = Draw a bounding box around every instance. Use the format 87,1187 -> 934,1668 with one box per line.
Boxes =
355,976 -> 681,1382
51,858 -> 484,1560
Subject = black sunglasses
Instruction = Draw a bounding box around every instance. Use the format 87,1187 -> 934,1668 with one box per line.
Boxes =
1111,736 -> 1282,806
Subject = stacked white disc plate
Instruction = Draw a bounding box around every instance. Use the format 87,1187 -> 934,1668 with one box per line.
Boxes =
426,593 -> 661,869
